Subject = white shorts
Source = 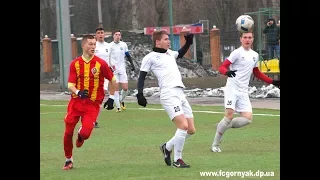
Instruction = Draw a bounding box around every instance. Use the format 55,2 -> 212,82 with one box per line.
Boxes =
224,85 -> 252,113
160,87 -> 194,120
114,72 -> 128,83
103,79 -> 109,91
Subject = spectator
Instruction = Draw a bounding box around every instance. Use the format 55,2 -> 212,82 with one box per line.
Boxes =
263,17 -> 280,60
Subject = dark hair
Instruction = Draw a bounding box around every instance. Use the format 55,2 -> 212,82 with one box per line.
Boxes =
152,30 -> 168,47
112,29 -> 121,35
95,27 -> 104,32
82,34 -> 95,43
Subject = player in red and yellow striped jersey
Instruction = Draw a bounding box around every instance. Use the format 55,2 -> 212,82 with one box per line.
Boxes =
62,34 -> 116,170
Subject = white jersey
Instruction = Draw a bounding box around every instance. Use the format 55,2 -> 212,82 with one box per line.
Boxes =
140,49 -> 185,90
226,46 -> 259,92
95,41 -> 111,65
109,41 -> 129,73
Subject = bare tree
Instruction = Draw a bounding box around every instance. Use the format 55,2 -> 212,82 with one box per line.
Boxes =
131,0 -> 139,30
40,0 -> 56,38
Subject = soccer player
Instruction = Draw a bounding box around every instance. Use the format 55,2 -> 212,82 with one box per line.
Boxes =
210,31 -> 280,153
136,30 -> 195,168
94,27 -> 111,128
62,34 -> 117,170
109,29 -> 135,112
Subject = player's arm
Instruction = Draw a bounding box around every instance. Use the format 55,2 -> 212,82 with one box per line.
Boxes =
177,34 -> 194,59
67,62 -> 77,94
125,51 -> 135,71
124,42 -> 135,71
136,70 -> 148,107
101,62 -> 116,96
219,59 -> 237,77
136,56 -> 151,107
137,71 -> 147,95
102,62 -> 117,110
252,67 -> 280,87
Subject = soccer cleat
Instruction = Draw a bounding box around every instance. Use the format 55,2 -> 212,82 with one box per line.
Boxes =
173,159 -> 190,168
211,145 -> 222,152
116,108 -> 121,113
76,134 -> 84,148
94,122 -> 99,128
62,160 -> 73,170
120,102 -> 126,110
160,143 -> 172,166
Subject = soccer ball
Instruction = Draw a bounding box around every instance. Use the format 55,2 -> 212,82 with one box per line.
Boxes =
235,15 -> 254,33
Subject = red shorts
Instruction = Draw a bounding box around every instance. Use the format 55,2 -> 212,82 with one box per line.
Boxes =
64,98 -> 100,128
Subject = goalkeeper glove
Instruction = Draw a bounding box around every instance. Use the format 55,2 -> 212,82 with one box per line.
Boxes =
184,34 -> 194,45
104,96 -> 115,110
225,70 -> 237,77
77,90 -> 88,98
136,93 -> 147,107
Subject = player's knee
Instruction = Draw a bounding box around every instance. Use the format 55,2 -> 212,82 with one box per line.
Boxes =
188,127 -> 196,135
242,114 -> 252,121
225,113 -> 234,120
176,122 -> 188,130
225,108 -> 234,119
79,127 -> 93,140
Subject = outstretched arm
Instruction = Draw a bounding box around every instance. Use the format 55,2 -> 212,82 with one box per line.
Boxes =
252,67 -> 273,84
177,34 -> 194,59
253,67 -> 280,87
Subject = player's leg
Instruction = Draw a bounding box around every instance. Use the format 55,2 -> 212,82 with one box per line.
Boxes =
113,74 -> 121,112
182,95 -> 195,139
211,86 -> 237,152
119,73 -> 128,110
76,102 -> 100,148
160,88 -> 190,168
95,79 -> 109,128
165,94 -> 195,152
233,93 -> 253,128
63,99 -> 81,170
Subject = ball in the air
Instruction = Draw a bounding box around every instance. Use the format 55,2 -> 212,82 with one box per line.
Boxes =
235,15 -> 254,33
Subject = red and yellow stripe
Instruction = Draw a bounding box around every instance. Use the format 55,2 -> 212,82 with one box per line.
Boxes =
71,58 -> 104,102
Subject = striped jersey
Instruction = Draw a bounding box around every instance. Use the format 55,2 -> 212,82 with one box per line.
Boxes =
68,55 -> 114,103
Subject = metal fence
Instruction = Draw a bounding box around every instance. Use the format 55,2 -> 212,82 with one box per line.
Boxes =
40,7 -> 280,87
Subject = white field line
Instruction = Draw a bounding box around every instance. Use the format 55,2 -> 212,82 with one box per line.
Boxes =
40,104 -> 279,117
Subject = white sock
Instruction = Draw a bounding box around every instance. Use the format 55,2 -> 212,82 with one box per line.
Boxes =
166,136 -> 175,152
114,91 -> 121,109
173,128 -> 187,161
212,117 -> 231,147
120,89 -> 128,102
66,157 -> 73,162
166,133 -> 192,152
185,133 -> 192,139
231,117 -> 251,128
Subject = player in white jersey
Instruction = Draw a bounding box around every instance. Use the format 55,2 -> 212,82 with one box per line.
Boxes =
211,31 -> 280,153
94,27 -> 111,128
109,29 -> 135,112
136,30 -> 195,168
